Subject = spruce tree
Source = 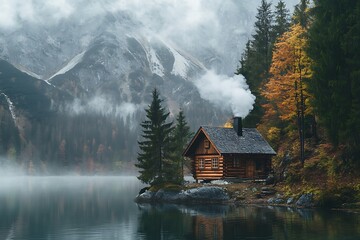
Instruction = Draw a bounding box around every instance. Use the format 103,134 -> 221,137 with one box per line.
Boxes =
136,89 -> 174,185
293,0 -> 310,28
252,0 -> 273,76
173,110 -> 192,183
236,0 -> 273,127
273,1 -> 291,41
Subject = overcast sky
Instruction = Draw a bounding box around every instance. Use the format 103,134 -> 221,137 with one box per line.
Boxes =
0,0 -> 300,118
0,0 -> 299,30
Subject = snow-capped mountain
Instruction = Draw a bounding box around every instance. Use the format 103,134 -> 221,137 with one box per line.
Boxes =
0,0 -> 299,126
0,7 -> 238,126
0,0 -> 299,168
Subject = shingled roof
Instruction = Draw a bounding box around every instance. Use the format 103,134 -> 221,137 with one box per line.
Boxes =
201,126 -> 276,155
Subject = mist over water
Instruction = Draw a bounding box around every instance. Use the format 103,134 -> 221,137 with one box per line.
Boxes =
0,176 -> 359,240
0,157 -> 25,176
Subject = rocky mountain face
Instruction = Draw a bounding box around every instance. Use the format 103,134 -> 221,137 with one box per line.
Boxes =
0,0 -> 284,172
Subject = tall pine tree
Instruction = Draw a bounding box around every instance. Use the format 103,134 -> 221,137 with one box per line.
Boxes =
293,0 -> 310,28
236,0 -> 273,127
273,1 -> 291,41
173,109 -> 192,183
136,89 -> 175,185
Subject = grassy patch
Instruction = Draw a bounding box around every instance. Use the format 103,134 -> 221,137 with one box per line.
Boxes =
149,183 -> 184,192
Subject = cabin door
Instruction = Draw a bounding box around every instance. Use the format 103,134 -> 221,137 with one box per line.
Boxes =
246,160 -> 255,178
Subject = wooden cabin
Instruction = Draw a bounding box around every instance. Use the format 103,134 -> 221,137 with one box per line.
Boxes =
183,117 -> 276,181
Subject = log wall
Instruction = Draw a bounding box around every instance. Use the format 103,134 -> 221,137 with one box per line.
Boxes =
223,154 -> 272,179
193,155 -> 223,180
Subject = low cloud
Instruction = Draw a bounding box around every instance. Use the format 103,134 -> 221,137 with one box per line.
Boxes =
194,70 -> 255,118
69,96 -> 141,125
0,0 -> 74,29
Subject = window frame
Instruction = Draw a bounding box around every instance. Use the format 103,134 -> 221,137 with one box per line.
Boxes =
212,157 -> 219,169
204,140 -> 210,149
198,158 -> 205,170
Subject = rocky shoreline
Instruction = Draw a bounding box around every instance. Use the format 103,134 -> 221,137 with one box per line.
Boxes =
135,186 -> 230,204
135,183 -> 316,208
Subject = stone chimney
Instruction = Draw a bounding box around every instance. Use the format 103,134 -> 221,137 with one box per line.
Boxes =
233,117 -> 242,136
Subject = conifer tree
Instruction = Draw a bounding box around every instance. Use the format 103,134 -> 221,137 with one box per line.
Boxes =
236,0 -> 273,127
136,89 -> 174,185
273,1 -> 291,41
293,0 -> 310,28
173,109 -> 192,183
252,0 -> 274,81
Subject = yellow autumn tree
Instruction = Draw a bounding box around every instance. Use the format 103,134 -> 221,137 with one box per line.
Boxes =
263,23 -> 313,165
264,23 -> 312,121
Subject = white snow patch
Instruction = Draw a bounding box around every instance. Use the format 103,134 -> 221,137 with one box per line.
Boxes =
148,47 -> 164,77
132,34 -> 165,77
48,50 -> 86,80
167,46 -> 190,79
0,93 -> 17,123
14,64 -> 42,79
11,64 -> 55,86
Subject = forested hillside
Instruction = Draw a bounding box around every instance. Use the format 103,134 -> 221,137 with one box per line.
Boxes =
0,59 -> 139,174
238,0 -> 360,204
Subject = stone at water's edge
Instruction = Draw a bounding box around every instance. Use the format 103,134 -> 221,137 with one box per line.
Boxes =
287,197 -> 294,205
135,186 -> 230,204
184,187 -> 229,202
296,193 -> 314,208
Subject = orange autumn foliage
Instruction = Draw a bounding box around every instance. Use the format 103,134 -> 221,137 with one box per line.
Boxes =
263,24 -> 313,122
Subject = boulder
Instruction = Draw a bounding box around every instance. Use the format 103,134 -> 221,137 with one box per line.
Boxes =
154,189 -> 183,202
183,186 -> 230,202
296,193 -> 314,208
287,197 -> 294,205
135,186 -> 229,204
267,197 -> 285,204
135,190 -> 155,202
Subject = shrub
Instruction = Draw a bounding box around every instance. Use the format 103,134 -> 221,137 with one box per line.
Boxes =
317,186 -> 357,208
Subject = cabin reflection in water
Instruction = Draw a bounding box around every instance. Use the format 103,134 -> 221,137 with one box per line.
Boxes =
192,207 -> 272,240
194,215 -> 223,239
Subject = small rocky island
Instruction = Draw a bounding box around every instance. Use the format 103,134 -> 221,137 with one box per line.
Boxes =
135,186 -> 230,204
135,181 -> 316,208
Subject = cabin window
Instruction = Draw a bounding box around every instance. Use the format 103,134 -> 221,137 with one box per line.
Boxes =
204,140 -> 210,149
212,158 -> 219,169
198,158 -> 205,169
233,157 -> 240,167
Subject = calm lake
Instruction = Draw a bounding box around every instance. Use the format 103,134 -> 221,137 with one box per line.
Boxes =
0,176 -> 359,240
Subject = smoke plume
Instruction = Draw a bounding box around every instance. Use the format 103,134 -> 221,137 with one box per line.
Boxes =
194,70 -> 255,118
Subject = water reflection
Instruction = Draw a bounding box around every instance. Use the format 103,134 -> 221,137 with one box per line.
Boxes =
136,204 -> 360,240
0,176 -> 144,240
0,176 -> 359,240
